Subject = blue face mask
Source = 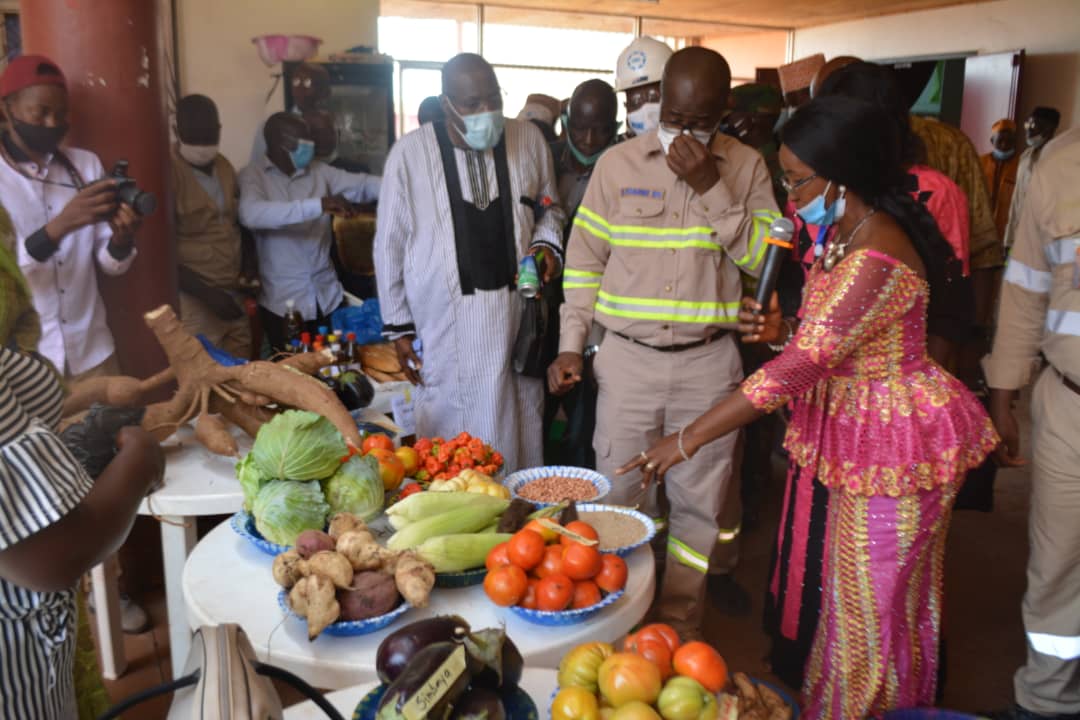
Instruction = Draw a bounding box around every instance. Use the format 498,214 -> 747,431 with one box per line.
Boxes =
446,99 -> 505,151
288,139 -> 316,171
564,113 -> 612,167
992,148 -> 1016,161
795,182 -> 846,226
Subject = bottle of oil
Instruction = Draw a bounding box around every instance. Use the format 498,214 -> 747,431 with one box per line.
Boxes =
283,299 -> 303,349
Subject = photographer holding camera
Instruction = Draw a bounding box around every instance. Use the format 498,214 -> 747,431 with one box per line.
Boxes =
0,54 -> 151,634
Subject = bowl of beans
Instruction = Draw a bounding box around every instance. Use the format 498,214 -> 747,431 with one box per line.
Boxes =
504,466 -> 611,508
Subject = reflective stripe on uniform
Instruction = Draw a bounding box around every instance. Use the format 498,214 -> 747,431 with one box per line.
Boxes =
716,523 -> 741,544
1044,236 -> 1080,266
668,537 -> 709,573
1004,259 -> 1053,294
1047,310 -> 1080,337
576,206 -> 720,251
1028,632 -> 1080,660
652,517 -> 667,532
595,290 -> 740,324
732,210 -> 779,272
563,268 -> 602,290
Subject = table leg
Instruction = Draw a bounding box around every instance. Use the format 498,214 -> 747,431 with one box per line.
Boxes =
162,516 -> 198,679
91,555 -> 126,679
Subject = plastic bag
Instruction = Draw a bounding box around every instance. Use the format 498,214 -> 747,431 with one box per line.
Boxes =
331,299 -> 385,345
60,404 -> 147,478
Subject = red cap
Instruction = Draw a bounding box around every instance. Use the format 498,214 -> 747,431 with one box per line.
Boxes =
0,54 -> 67,98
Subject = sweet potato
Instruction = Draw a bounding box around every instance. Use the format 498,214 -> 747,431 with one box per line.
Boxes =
393,552 -> 435,608
301,551 -> 354,589
288,574 -> 340,640
329,512 -> 366,540
296,530 -> 336,559
338,571 -> 400,621
272,549 -> 304,589
337,529 -> 390,571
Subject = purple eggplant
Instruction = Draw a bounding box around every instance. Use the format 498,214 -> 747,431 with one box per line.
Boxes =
376,615 -> 472,685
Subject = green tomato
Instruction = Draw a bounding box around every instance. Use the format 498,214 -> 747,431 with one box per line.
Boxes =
559,642 -> 616,694
656,676 -> 717,720
551,687 -> 600,720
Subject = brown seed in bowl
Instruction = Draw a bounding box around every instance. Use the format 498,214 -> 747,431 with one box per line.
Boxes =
517,476 -> 598,503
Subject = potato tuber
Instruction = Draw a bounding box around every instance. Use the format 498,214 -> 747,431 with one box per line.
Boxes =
338,571 -> 401,621
393,552 -> 435,608
336,529 -> 390,572
296,529 -> 337,559
273,549 -> 305,589
289,574 -> 340,640
300,551 -> 354,590
329,512 -> 366,540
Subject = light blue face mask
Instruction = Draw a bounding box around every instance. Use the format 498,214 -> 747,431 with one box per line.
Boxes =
992,148 -> 1016,161
446,98 -> 505,151
564,113 -> 614,167
288,139 -> 316,171
795,182 -> 846,226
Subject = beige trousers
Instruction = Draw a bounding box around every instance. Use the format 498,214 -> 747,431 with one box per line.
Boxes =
179,291 -> 252,360
593,332 -> 742,634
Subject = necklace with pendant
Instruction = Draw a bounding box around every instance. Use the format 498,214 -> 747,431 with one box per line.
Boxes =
823,209 -> 877,271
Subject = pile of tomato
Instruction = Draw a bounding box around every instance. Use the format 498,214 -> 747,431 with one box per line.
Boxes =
552,625 -> 729,720
482,519 -> 629,612
413,432 -> 504,482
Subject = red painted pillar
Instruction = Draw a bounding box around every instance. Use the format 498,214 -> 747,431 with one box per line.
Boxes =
20,0 -> 176,378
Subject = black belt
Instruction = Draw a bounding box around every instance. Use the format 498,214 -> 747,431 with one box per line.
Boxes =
612,329 -> 730,353
1057,368 -> 1080,396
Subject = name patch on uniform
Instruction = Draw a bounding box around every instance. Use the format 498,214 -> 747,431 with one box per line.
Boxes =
621,187 -> 664,200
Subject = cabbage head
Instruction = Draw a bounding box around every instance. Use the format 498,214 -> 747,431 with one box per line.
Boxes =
251,410 -> 347,481
322,454 -> 384,521
252,479 -> 330,546
236,454 -> 268,512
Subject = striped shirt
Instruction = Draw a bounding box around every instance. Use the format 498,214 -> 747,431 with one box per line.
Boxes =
560,130 -> 780,351
984,126 -> 1080,390
0,346 -> 94,718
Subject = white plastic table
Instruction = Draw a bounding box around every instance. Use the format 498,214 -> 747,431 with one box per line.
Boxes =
283,668 -> 559,719
183,520 -> 655,690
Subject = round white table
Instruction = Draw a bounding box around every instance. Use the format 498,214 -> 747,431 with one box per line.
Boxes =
283,668 -> 559,719
183,520 -> 655,690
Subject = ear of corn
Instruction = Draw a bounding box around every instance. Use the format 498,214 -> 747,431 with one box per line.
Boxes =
387,501 -> 508,550
415,533 -> 512,572
386,491 -> 506,530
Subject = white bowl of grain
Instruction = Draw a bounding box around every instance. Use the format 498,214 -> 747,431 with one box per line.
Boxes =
574,503 -> 657,557
505,466 -> 611,508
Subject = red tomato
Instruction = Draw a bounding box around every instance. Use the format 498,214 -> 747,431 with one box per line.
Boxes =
561,521 -> 600,547
362,434 -> 395,453
595,554 -> 628,593
507,529 -> 546,571
520,578 -> 540,610
633,637 -> 673,680
571,580 -> 603,609
485,542 -> 511,572
562,542 -> 603,581
536,573 -> 574,611
484,565 -> 528,607
535,544 -> 565,579
632,623 -> 680,654
597,652 -> 663,707
672,641 -> 728,693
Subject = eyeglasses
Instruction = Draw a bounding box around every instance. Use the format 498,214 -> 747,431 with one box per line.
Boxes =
780,173 -> 818,193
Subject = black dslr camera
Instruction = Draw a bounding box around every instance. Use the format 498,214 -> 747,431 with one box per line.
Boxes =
109,160 -> 157,216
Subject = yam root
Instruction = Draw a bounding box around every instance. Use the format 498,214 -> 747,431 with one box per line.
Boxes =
134,304 -> 361,454
62,367 -> 176,418
273,549 -> 304,589
328,512 -> 366,540
300,551 -> 354,589
280,349 -> 337,375
393,551 -> 435,608
337,529 -> 389,572
194,413 -> 238,456
288,574 -> 340,640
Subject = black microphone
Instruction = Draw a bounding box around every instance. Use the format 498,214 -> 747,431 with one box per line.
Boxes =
754,217 -> 796,309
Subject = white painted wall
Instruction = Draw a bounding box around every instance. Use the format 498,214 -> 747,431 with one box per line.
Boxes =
792,0 -> 1080,132
175,0 -> 379,167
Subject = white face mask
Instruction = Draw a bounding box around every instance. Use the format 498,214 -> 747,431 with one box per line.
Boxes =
627,102 -> 661,136
655,125 -> 716,156
179,142 -> 219,167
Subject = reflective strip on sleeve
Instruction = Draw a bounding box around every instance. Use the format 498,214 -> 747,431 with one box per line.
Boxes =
563,268 -> 603,290
733,210 -> 780,271
577,206 -> 720,251
1044,236 -> 1080,266
1004,259 -> 1052,294
574,212 -> 612,242
716,523 -> 742,544
668,537 -> 709,573
594,290 -> 740,324
652,517 -> 667,533
1047,310 -> 1080,337
1028,632 -> 1080,660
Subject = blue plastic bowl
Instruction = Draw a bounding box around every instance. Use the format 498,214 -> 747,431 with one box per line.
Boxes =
355,681 -> 538,720
277,590 -> 410,637
434,566 -> 487,588
573,503 -> 657,557
230,511 -> 291,557
508,588 -> 624,626
504,466 -> 611,509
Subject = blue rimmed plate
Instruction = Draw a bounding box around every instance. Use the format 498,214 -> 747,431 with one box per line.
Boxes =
504,466 -> 611,509
355,682 -> 538,720
277,590 -> 410,637
508,588 -> 624,626
435,566 -> 487,588
229,511 -> 292,557
574,504 -> 657,557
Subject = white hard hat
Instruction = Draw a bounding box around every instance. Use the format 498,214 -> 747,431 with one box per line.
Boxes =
615,36 -> 674,92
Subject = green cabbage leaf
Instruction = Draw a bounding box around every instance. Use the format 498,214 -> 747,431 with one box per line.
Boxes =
252,479 -> 330,546
251,410 -> 347,481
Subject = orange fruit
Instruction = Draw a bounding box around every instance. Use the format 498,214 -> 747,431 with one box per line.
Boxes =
507,529 -> 546,571
562,542 -> 603,581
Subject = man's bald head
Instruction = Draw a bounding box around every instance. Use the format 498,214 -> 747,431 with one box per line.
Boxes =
809,55 -> 860,99
567,79 -> 618,161
569,80 -> 617,122
440,54 -> 502,147
176,94 -> 220,146
291,63 -> 331,113
660,47 -> 731,131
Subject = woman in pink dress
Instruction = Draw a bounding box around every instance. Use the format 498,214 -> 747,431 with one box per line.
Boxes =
621,94 -> 998,717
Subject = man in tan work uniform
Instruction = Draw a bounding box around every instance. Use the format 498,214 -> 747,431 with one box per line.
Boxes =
173,94 -> 255,358
548,47 -> 779,636
984,126 -> 1080,720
